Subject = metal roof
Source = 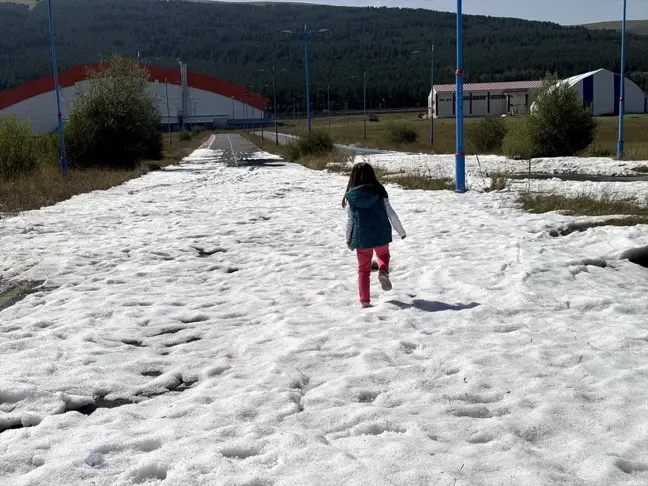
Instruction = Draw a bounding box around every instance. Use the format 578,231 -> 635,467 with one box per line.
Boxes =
0,64 -> 270,111
434,80 -> 544,93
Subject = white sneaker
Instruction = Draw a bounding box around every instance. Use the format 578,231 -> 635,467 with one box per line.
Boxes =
378,271 -> 392,291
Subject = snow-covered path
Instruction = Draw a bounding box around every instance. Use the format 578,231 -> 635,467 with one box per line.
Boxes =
2,145 -> 648,486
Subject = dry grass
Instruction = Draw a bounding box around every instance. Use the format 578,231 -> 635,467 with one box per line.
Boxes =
519,191 -> 648,222
157,131 -> 209,166
488,175 -> 510,192
0,132 -> 209,215
281,113 -> 648,159
387,173 -> 454,191
632,166 -> 648,173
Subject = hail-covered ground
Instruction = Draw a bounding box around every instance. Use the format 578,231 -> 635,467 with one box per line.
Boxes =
2,139 -> 648,486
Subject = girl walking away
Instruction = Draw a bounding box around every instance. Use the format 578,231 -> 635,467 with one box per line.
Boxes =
343,163 -> 406,308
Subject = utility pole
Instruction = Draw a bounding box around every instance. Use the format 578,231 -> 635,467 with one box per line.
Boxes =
328,84 -> 331,135
165,78 -> 172,146
617,0 -> 627,159
46,0 -> 67,175
363,71 -> 367,140
283,26 -> 329,134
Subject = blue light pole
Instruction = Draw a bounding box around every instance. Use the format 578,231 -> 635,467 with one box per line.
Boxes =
283,26 -> 328,134
430,45 -> 435,146
455,0 -> 466,192
47,0 -> 67,175
617,0 -> 627,159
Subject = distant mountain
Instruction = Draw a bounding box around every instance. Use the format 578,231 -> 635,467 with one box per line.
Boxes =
1,0 -> 647,109
583,20 -> 648,37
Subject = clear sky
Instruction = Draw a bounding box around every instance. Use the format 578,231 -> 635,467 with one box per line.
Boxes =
223,0 -> 647,25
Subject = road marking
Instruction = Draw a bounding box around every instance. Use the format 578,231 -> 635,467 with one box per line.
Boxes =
227,135 -> 238,167
202,134 -> 216,149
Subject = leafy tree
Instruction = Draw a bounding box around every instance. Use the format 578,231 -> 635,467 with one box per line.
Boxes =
65,56 -> 163,168
503,76 -> 598,158
467,117 -> 507,154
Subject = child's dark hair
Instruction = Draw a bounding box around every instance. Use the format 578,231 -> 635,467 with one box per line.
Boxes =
342,162 -> 388,207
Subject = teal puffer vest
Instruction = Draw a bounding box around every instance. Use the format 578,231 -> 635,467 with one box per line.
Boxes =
346,185 -> 392,250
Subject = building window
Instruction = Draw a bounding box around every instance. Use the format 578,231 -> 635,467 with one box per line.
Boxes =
473,95 -> 487,101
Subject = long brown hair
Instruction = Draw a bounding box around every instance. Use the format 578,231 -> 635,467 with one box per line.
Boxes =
342,162 -> 388,208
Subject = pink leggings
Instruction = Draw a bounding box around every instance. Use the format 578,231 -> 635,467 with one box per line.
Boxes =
356,245 -> 390,304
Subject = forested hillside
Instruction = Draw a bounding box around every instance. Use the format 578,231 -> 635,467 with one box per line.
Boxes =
584,20 -> 648,37
1,0 -> 647,109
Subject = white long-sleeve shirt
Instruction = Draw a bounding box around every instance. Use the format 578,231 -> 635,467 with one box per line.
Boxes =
346,199 -> 406,244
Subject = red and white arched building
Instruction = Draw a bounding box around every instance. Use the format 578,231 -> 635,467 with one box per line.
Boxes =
0,64 -> 269,134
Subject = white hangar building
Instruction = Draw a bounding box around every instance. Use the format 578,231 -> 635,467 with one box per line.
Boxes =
429,80 -> 543,119
429,68 -> 647,119
540,68 -> 647,116
0,64 -> 269,134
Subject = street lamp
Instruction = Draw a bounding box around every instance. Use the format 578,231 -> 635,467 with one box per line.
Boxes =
413,45 -> 435,146
260,67 -> 287,146
349,73 -> 367,140
46,0 -> 67,175
618,0 -> 627,159
282,26 -> 329,134
455,0 -> 466,193
327,84 -> 331,135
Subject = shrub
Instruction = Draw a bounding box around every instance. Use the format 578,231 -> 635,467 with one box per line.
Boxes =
65,55 -> 163,169
504,76 -> 598,159
191,126 -> 201,137
386,122 -> 418,145
35,132 -> 63,167
179,131 -> 192,142
503,118 -> 538,160
0,116 -> 38,179
284,142 -> 303,162
285,130 -> 334,161
467,116 -> 507,153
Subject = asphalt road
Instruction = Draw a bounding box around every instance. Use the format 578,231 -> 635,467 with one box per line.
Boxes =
207,134 -> 283,167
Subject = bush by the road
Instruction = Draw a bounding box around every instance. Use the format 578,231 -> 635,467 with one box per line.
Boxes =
0,116 -> 39,179
285,130 -> 334,161
503,77 -> 598,159
502,118 -> 538,161
467,116 -> 507,154
386,121 -> 418,145
65,56 -> 163,169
